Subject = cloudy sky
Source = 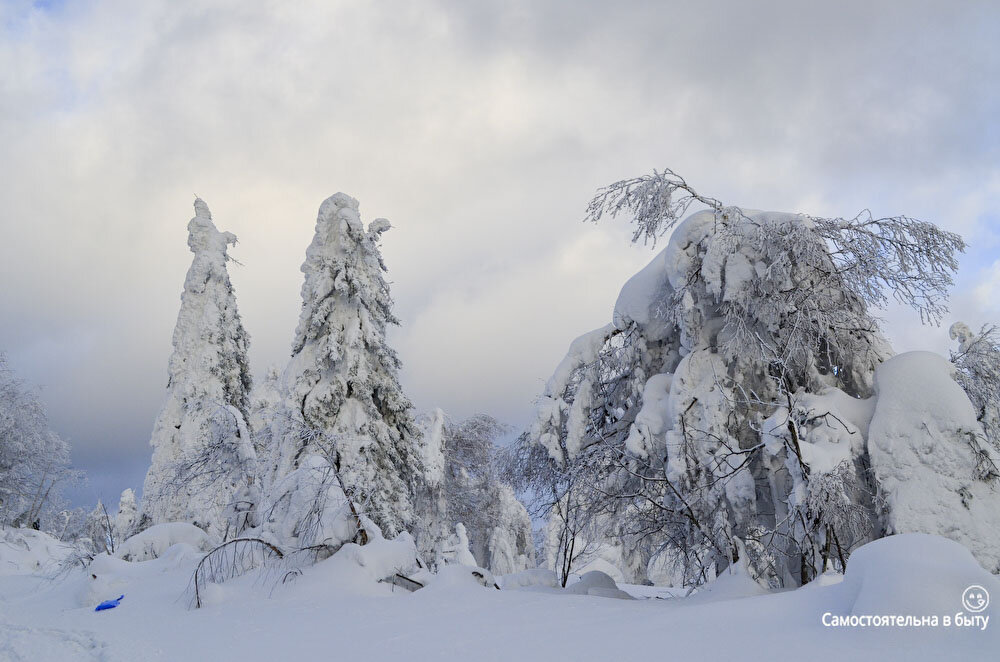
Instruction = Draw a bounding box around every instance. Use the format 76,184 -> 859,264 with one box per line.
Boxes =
1,0 -> 998,508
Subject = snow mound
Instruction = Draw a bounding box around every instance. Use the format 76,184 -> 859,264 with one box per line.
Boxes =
75,543 -> 204,609
116,523 -> 216,562
838,533 -> 1000,616
0,528 -> 72,576
500,567 -> 559,590
685,553 -> 769,605
565,570 -> 635,600
290,530 -> 422,599
421,564 -> 499,593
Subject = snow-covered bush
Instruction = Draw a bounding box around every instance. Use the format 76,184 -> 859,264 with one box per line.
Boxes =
113,489 -> 139,544
260,452 -> 364,553
438,523 -> 478,567
867,352 -> 1000,572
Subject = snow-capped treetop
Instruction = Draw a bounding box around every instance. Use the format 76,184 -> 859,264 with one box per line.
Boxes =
187,197 -> 237,257
288,193 -> 399,359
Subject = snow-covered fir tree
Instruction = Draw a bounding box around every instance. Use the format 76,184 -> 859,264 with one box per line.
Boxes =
140,198 -> 255,538
113,488 -> 138,542
512,168 -> 1000,587
269,193 -> 421,540
84,500 -> 115,555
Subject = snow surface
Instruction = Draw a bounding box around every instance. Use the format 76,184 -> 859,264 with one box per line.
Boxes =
1,531 -> 995,660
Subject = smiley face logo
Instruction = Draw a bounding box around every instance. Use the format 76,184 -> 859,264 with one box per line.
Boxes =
962,585 -> 990,613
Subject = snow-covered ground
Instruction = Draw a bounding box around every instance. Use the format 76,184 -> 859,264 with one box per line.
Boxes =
1,529 -> 996,661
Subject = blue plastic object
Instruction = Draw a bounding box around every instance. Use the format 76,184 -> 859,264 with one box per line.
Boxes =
95,595 -> 124,612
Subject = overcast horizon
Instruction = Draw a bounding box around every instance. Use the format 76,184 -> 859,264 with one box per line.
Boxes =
1,0 -> 998,509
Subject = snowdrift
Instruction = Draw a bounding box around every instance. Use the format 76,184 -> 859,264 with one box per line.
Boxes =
116,522 -> 216,562
0,532 -> 997,661
0,528 -> 72,576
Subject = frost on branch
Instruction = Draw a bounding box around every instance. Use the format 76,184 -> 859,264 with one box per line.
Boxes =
950,322 -> 1000,459
588,167 -> 964,325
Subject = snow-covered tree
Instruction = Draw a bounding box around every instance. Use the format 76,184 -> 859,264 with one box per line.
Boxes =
866,351 -> 1000,572
439,522 -> 478,566
517,167 -> 991,587
270,193 -> 421,539
0,355 -> 76,530
84,500 -> 115,555
140,198 -> 255,538
414,410 -> 534,573
412,408 -> 451,562
113,488 -> 139,543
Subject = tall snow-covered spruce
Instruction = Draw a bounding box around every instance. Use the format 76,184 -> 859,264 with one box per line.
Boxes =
271,193 -> 421,540
140,198 -> 255,538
